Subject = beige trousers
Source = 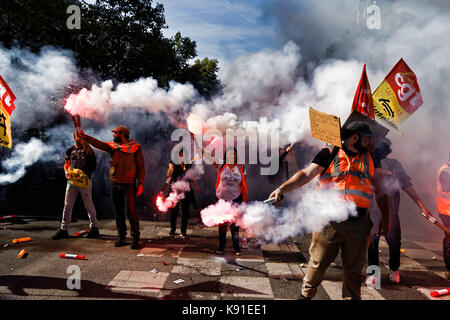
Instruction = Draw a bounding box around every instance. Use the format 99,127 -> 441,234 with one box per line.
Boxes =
302,214 -> 372,300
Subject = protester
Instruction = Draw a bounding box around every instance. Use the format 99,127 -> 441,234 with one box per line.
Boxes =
270,121 -> 390,300
436,149 -> 450,279
160,148 -> 199,239
52,131 -> 99,240
214,147 -> 247,255
367,138 -> 434,283
79,126 -> 145,249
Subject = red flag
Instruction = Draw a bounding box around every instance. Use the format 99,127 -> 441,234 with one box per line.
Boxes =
351,64 -> 374,119
0,75 -> 16,116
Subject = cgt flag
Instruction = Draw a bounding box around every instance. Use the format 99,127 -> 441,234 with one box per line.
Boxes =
351,64 -> 375,119
0,75 -> 16,149
373,58 -> 423,130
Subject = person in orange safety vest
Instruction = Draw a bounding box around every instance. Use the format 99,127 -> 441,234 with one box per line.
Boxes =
437,149 -> 450,279
269,121 -> 390,300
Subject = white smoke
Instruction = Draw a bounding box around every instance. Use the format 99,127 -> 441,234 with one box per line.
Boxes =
201,187 -> 358,243
64,78 -> 197,122
188,44 -> 365,147
0,138 -> 56,184
0,45 -> 77,132
0,46 -> 78,184
2,0 -> 449,216
261,0 -> 450,213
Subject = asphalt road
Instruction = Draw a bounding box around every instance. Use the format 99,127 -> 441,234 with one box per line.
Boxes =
0,215 -> 448,300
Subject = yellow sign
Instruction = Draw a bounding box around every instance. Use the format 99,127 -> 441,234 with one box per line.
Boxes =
309,107 -> 342,147
0,100 -> 12,149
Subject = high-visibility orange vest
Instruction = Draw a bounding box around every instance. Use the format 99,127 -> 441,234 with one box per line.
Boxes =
437,164 -> 450,216
215,164 -> 248,202
318,147 -> 374,208
106,140 -> 141,153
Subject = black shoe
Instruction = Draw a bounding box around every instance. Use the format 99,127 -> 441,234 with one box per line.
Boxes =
114,238 -> 127,247
180,233 -> 190,239
131,238 -> 140,250
297,294 -> 311,300
169,231 -> 176,236
52,229 -> 69,240
86,227 -> 100,238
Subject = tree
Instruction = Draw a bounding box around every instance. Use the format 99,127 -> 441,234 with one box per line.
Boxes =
0,0 -> 220,93
189,58 -> 221,98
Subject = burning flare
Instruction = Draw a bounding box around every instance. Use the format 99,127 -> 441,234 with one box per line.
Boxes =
156,181 -> 191,213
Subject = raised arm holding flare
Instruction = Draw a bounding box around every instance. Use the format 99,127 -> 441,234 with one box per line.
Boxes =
78,126 -> 145,249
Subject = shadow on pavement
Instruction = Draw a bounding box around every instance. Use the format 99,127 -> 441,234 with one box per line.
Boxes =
160,280 -> 266,300
0,275 -> 156,300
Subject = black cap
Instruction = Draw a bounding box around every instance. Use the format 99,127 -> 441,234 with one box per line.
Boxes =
345,121 -> 374,137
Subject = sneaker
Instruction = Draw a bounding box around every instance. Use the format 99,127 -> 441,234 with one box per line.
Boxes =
215,249 -> 224,255
86,227 -> 100,238
169,231 -> 176,236
180,233 -> 190,239
114,238 -> 127,247
52,229 -> 69,240
131,238 -> 140,250
234,251 -> 241,256
389,270 -> 400,283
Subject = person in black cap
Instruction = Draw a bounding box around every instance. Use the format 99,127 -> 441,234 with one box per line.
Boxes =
269,120 -> 390,300
78,126 -> 145,249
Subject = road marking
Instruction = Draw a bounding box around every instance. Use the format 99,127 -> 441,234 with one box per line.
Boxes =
106,270 -> 170,293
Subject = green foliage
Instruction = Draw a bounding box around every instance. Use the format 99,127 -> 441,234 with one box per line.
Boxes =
0,0 -> 220,96
190,57 -> 222,98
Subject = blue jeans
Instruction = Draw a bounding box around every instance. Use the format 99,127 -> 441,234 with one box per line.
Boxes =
61,182 -> 98,230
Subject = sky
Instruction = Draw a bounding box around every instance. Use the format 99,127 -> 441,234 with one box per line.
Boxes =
82,0 -> 283,75
157,0 -> 287,77
158,0 -> 282,62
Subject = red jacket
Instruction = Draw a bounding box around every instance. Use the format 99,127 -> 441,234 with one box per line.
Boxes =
85,136 -> 145,185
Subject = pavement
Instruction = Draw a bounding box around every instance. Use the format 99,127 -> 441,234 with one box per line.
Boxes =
0,216 -> 449,300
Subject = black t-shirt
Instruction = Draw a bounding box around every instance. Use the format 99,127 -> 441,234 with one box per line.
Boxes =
169,161 -> 192,182
65,146 -> 97,178
312,146 -> 380,170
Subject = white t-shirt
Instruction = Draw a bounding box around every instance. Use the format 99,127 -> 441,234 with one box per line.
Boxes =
216,165 -> 245,201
